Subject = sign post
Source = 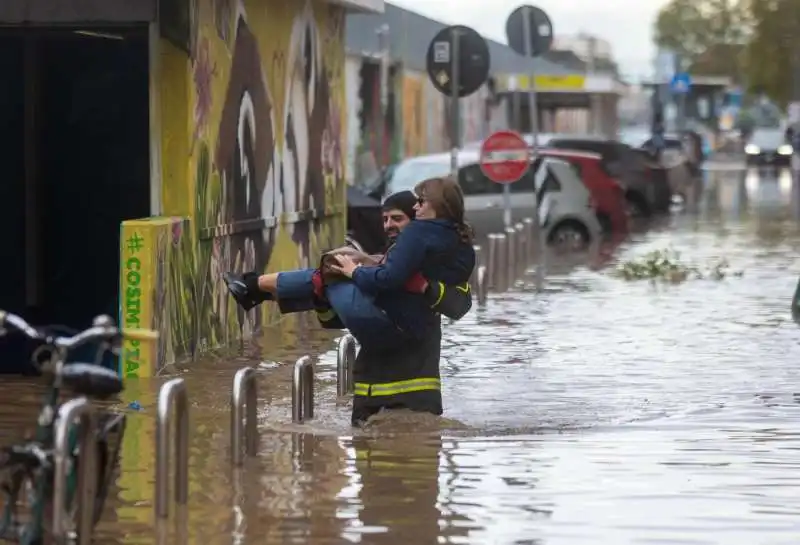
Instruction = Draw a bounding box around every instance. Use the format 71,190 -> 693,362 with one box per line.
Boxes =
426,25 -> 490,179
670,71 -> 692,131
481,130 -> 531,231
506,4 -> 554,292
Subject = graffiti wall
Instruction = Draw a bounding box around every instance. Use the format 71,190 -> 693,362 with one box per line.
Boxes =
122,0 -> 346,374
400,71 -> 426,157
423,78 -> 447,153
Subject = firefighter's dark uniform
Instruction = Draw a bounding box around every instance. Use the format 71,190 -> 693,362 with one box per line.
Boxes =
315,280 -> 472,426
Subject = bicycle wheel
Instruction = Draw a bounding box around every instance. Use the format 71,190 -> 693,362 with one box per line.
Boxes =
13,467 -> 51,545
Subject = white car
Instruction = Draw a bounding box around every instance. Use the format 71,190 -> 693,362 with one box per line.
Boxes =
375,150 -> 601,249
533,157 -> 603,249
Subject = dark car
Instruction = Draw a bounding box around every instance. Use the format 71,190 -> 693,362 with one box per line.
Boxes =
547,136 -> 672,217
745,128 -> 792,166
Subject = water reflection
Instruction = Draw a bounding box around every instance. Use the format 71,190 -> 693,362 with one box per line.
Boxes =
2,168 -> 800,543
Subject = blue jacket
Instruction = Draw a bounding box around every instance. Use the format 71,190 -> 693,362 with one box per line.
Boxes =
352,219 -> 475,337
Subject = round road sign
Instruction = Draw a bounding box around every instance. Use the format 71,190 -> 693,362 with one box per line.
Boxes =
480,130 -> 531,184
506,5 -> 554,58
426,25 -> 490,98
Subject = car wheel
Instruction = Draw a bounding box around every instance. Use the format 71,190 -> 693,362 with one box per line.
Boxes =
547,220 -> 590,251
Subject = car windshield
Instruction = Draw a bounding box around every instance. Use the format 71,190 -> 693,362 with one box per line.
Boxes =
386,159 -> 451,194
751,130 -> 786,149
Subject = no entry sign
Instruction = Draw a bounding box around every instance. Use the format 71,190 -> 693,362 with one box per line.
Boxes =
479,130 -> 531,183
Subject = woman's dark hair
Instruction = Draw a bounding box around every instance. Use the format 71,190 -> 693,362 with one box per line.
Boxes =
413,176 -> 474,244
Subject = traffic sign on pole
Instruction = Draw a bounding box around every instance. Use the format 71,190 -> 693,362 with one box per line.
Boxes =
670,72 -> 692,94
425,25 -> 490,98
479,130 -> 531,184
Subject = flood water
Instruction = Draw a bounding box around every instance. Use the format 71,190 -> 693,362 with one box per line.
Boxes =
2,167 -> 800,544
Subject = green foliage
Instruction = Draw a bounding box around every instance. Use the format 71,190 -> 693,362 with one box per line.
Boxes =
653,0 -> 750,79
744,0 -> 800,105
614,249 -> 743,283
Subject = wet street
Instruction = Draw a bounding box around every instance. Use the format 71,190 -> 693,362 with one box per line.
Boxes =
2,166 -> 800,544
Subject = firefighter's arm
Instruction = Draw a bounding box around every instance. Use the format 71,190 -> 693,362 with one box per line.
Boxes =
424,281 -> 473,320
351,222 -> 427,293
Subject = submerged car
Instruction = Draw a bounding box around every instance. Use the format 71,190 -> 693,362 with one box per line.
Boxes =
537,148 -> 628,235
745,129 -> 792,166
547,136 -> 673,217
372,149 -> 601,249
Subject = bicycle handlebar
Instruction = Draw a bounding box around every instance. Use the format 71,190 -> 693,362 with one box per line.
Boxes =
0,310 -> 158,352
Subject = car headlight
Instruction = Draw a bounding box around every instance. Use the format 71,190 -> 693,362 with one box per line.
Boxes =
745,144 -> 760,154
778,144 -> 793,155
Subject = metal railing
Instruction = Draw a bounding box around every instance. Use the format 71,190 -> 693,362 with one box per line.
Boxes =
53,397 -> 97,545
292,356 -> 315,423
230,367 -> 258,466
155,378 -> 189,519
336,335 -> 356,396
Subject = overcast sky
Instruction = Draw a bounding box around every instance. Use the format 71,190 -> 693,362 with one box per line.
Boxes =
390,0 -> 670,80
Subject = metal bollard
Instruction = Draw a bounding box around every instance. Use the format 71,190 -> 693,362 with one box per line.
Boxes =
470,244 -> 483,294
230,367 -> 258,466
155,378 -> 189,520
505,227 -> 517,288
336,334 -> 356,396
494,233 -> 508,292
523,218 -> 535,267
476,265 -> 488,307
486,235 -> 500,290
292,355 -> 315,423
53,397 -> 96,545
514,222 -> 526,275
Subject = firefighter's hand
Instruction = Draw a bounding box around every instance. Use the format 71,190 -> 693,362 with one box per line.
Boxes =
329,254 -> 360,278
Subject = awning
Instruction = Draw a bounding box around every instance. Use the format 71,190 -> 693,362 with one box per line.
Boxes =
0,0 -> 156,24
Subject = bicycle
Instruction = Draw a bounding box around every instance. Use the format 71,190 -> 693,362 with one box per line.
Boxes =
0,311 -> 157,545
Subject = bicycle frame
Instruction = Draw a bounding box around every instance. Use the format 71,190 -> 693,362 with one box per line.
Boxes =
0,312 -> 146,544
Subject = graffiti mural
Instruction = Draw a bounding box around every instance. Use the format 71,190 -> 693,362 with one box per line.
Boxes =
128,0 -> 346,370
401,73 -> 425,157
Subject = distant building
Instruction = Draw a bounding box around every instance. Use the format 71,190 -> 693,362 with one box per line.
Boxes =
552,34 -> 617,74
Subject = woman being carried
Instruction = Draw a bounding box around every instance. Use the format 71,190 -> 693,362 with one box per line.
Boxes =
224,177 -> 475,351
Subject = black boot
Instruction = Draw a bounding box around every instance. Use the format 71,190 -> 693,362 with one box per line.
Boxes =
223,272 -> 272,311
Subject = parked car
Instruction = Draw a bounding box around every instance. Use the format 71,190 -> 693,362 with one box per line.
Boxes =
745,128 -> 792,167
546,136 -> 673,217
537,148 -> 628,235
533,157 -> 603,249
373,150 -> 601,249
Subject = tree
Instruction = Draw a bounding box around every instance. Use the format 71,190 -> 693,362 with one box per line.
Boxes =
654,0 -> 751,79
744,0 -> 800,105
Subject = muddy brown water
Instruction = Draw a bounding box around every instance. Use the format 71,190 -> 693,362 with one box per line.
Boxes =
2,168 -> 800,544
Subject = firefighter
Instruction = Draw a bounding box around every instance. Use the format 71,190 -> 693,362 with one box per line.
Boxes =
343,190 -> 472,426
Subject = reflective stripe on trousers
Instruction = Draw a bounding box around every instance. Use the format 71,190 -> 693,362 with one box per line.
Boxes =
354,377 -> 441,397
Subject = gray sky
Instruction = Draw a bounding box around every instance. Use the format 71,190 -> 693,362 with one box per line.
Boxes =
391,0 -> 670,79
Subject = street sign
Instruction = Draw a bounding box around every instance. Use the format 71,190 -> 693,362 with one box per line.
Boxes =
670,72 -> 692,94
425,25 -> 490,98
506,5 -> 553,58
479,130 -> 531,184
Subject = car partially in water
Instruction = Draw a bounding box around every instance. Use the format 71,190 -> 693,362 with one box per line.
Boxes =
368,149 -> 602,250
546,135 -> 673,217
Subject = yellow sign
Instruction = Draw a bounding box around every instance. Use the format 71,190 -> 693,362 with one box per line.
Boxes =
119,220 -> 155,379
502,73 -> 586,91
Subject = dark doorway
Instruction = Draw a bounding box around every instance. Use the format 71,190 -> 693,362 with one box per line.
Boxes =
0,28 -> 150,372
